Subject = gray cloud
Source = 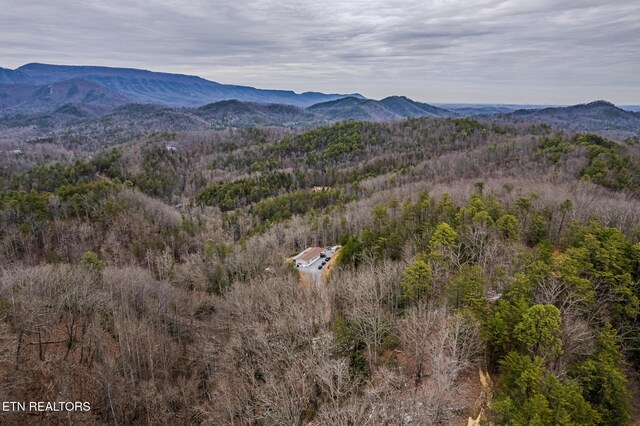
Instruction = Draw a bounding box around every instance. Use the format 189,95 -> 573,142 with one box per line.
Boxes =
1,0 -> 638,104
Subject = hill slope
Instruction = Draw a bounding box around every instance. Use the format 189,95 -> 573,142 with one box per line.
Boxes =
194,100 -> 322,127
0,78 -> 130,115
499,100 -> 640,138
0,66 -> 32,84
308,96 -> 455,121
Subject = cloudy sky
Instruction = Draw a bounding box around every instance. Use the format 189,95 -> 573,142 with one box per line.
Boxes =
1,0 -> 639,104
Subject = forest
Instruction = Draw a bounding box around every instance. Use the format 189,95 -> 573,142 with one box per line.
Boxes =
1,115 -> 640,425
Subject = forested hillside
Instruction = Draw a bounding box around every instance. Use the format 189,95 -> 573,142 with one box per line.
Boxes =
1,115 -> 640,424
497,101 -> 640,140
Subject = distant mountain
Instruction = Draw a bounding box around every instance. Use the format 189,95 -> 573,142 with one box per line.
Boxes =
194,100 -> 322,127
1,63 -> 362,109
42,104 -> 211,145
308,96 -> 455,121
0,67 -> 31,84
0,92 -> 465,148
0,78 -> 130,115
1,100 -> 325,145
434,103 -> 551,116
379,96 -> 453,117
498,100 -> 640,138
308,97 -> 387,120
0,95 -> 459,146
77,104 -> 209,131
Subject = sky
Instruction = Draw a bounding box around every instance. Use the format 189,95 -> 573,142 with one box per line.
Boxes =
1,0 -> 639,104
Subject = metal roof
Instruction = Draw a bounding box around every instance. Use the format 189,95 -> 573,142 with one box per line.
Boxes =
294,247 -> 324,262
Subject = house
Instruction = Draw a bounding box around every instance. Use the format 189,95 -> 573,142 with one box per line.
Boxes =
293,247 -> 325,268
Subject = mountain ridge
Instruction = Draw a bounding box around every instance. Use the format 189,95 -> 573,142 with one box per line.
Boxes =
498,100 -> 640,139
0,77 -> 131,114
308,95 -> 455,121
1,63 -> 365,108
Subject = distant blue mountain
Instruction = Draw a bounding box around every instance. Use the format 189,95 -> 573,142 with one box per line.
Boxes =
497,100 -> 640,138
433,103 -> 551,116
308,96 -> 455,120
0,63 -> 364,109
0,66 -> 32,84
0,77 -> 131,115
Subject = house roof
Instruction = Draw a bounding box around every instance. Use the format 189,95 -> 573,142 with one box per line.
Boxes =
294,247 -> 324,262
